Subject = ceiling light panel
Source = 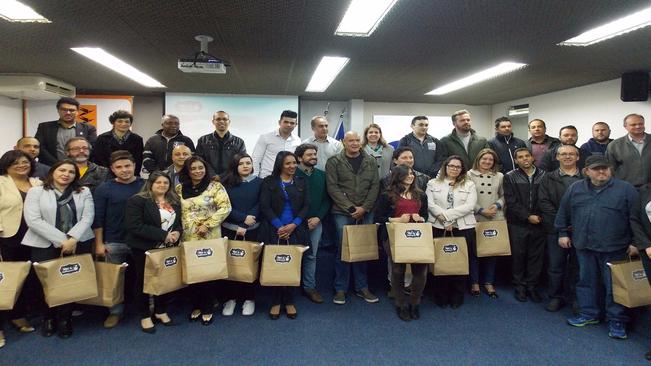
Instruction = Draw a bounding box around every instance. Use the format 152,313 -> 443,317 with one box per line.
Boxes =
426,62 -> 527,95
0,0 -> 50,23
71,48 -> 165,88
559,5 -> 651,46
335,0 -> 398,37
305,56 -> 350,92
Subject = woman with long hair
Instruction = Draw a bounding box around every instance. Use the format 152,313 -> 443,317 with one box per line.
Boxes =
259,151 -> 309,319
375,164 -> 428,321
22,159 -> 95,338
175,156 -> 231,325
125,171 -> 182,333
363,123 -> 394,180
426,155 -> 477,309
0,151 -> 42,347
468,148 -> 504,298
220,154 -> 262,316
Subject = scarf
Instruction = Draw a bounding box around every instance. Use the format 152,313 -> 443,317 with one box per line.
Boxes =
55,186 -> 77,233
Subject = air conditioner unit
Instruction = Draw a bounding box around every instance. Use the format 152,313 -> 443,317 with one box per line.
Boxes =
0,74 -> 76,100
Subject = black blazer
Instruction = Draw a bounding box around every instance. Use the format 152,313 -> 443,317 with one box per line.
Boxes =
35,120 -> 98,166
124,195 -> 182,251
91,131 -> 144,174
631,184 -> 651,251
259,175 -> 310,245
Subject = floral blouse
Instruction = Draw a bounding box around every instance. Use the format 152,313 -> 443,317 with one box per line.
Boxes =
176,181 -> 232,241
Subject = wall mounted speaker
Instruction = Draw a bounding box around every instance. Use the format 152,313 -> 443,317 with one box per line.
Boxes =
621,71 -> 649,102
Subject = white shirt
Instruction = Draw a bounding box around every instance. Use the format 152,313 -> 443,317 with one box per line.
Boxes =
252,130 -> 301,178
303,135 -> 343,170
628,134 -> 646,155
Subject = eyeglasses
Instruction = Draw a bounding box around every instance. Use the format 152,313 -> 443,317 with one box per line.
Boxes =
59,108 -> 78,113
447,165 -> 462,170
67,146 -> 90,152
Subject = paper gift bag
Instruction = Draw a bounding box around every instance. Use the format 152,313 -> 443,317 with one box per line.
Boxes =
608,259 -> 651,308
431,236 -> 469,276
387,222 -> 435,263
226,239 -> 263,283
259,243 -> 308,286
341,223 -> 379,262
475,220 -> 511,257
144,246 -> 186,295
78,261 -> 128,307
181,238 -> 229,284
0,255 -> 31,311
33,254 -> 98,307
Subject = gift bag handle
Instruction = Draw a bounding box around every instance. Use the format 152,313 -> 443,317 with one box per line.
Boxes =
235,233 -> 247,241
276,239 -> 290,245
441,229 -> 455,238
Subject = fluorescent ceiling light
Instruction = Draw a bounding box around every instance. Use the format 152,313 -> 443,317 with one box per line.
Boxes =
71,47 -> 165,88
426,62 -> 527,95
305,56 -> 350,92
559,5 -> 651,46
335,0 -> 398,37
0,0 -> 50,23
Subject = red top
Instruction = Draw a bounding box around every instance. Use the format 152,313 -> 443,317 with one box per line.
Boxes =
393,196 -> 421,218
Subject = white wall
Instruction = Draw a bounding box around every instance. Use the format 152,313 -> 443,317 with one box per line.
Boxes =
491,78 -> 651,143
0,96 -> 23,152
132,95 -> 164,138
299,100 -> 350,140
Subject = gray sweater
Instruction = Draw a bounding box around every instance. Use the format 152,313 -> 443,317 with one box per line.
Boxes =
605,133 -> 651,188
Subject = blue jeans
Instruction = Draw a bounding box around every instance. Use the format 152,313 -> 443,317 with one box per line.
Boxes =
333,213 -> 372,293
302,221 -> 322,290
575,248 -> 628,323
105,242 -> 132,315
547,233 -> 578,300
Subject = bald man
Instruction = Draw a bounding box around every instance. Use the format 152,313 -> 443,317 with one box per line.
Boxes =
15,136 -> 50,179
326,131 -> 380,305
164,144 -> 192,187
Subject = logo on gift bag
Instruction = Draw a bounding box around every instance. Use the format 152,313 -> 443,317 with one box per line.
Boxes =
632,269 -> 648,281
59,263 -> 81,276
482,229 -> 498,238
404,229 -> 422,238
195,248 -> 213,258
164,256 -> 178,267
442,244 -> 458,253
0,272 -> 4,283
229,248 -> 246,257
274,254 -> 292,263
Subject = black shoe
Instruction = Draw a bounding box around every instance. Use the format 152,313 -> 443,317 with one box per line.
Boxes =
545,298 -> 565,312
397,306 -> 411,322
527,288 -> 542,303
152,314 -> 177,326
409,305 -> 420,320
57,320 -> 72,339
645,350 -> 651,361
41,318 -> 55,337
514,288 -> 527,302
201,314 -> 214,326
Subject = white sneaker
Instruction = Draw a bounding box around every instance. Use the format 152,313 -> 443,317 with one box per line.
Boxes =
242,300 -> 255,316
222,299 -> 236,316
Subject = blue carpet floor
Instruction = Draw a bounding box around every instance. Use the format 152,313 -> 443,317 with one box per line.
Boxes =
1,249 -> 649,365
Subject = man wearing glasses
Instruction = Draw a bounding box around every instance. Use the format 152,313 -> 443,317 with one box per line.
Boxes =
35,97 -> 97,166
64,137 -> 108,194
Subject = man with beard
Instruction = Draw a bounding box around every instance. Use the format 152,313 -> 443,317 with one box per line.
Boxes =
196,111 -> 246,176
295,143 -> 330,304
35,97 -> 97,166
440,110 -> 489,169
580,122 -> 612,157
525,118 -> 560,168
540,125 -> 586,171
397,116 -> 447,178
64,137 -> 108,194
488,116 -> 527,173
93,151 -> 144,328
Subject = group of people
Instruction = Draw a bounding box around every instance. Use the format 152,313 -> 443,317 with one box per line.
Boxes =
1,97 -> 650,359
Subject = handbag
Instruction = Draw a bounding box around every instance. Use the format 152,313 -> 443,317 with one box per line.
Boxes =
475,220 -> 511,257
33,253 -> 98,307
0,252 -> 31,310
226,234 -> 264,283
387,222 -> 435,263
341,222 -> 379,262
181,237 -> 229,284
259,240 -> 308,286
78,257 -> 128,307
143,246 -> 186,295
431,231 -> 469,276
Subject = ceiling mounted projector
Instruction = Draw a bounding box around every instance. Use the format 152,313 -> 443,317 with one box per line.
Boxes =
178,35 -> 230,74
